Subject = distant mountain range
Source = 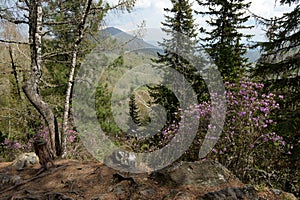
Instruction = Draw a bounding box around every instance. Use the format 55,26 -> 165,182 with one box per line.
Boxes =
100,27 -> 260,63
100,27 -> 163,56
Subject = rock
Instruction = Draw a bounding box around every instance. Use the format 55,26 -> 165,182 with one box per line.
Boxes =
139,188 -> 156,197
272,188 -> 282,195
197,186 -> 262,200
13,152 -> 39,170
10,175 -> 22,185
0,174 -> 11,185
0,174 -> 22,186
104,150 -> 136,172
104,150 -> 152,173
152,160 -> 239,187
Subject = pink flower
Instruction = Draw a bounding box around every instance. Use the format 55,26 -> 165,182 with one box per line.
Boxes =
69,135 -> 76,143
4,139 -> 9,145
13,142 -> 21,149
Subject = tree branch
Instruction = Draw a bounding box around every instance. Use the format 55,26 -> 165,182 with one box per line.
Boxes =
0,13 -> 28,24
0,39 -> 30,45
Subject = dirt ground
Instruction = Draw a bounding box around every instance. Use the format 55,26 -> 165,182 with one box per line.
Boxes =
0,159 -> 296,200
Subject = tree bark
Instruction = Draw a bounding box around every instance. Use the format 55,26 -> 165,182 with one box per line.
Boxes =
23,0 -> 59,156
33,139 -> 54,169
61,0 -> 93,158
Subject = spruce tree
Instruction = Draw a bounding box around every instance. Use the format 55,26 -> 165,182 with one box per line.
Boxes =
149,0 -> 205,126
252,1 -> 299,127
252,1 -> 299,192
196,0 -> 253,82
129,94 -> 141,126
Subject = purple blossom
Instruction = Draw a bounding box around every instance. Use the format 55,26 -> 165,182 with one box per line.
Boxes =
69,135 -> 76,143
12,142 -> 21,149
4,138 -> 9,145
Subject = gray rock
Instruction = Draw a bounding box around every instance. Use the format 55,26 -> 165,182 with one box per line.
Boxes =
10,175 -> 22,185
0,174 -> 11,185
197,186 -> 262,200
272,188 -> 282,195
13,152 -> 39,170
152,160 -> 238,187
0,174 -> 22,186
139,188 -> 156,197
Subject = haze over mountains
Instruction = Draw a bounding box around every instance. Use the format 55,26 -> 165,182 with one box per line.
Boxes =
101,27 -> 260,63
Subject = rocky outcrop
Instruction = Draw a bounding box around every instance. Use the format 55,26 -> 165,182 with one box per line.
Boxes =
0,159 -> 297,200
151,160 -> 240,187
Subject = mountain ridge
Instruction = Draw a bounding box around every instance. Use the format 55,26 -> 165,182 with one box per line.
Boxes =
100,27 -> 260,63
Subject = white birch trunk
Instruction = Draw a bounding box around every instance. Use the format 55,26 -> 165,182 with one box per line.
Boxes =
23,0 -> 58,156
61,0 -> 93,158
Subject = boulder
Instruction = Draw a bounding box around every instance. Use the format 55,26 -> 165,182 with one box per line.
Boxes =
13,152 -> 39,170
152,160 -> 239,187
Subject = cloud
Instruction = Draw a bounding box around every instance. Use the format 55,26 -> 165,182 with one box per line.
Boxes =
105,0 -> 297,41
135,0 -> 152,9
153,0 -> 171,10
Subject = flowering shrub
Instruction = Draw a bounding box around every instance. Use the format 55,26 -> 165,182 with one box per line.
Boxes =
130,79 -> 292,182
0,125 -> 83,161
175,79 -> 293,183
211,80 -> 287,179
0,137 -> 23,161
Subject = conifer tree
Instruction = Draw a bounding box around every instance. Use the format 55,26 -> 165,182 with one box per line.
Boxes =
129,94 -> 141,126
196,0 -> 253,82
252,1 -> 299,127
149,0 -> 205,126
252,1 -> 299,190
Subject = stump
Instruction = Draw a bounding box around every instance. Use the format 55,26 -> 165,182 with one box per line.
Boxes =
33,139 -> 54,169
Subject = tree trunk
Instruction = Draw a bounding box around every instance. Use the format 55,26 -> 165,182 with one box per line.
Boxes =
23,0 -> 60,156
33,139 -> 54,169
61,0 -> 93,158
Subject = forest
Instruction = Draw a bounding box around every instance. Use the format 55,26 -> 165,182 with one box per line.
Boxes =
0,0 -> 299,198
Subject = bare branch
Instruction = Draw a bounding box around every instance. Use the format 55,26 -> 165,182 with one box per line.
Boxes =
42,51 -> 74,59
0,39 -> 29,44
0,12 -> 28,24
9,46 -> 22,98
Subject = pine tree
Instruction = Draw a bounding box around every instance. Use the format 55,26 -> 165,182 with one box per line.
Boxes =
196,0 -> 253,82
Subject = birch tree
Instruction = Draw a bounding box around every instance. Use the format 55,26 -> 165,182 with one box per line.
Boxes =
0,0 -> 136,157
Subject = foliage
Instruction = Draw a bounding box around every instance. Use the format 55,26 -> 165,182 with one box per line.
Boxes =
0,124 -> 92,161
251,1 -> 299,195
0,0 -> 137,156
149,0 -> 206,135
196,0 -> 253,82
129,93 -> 141,126
172,79 -> 292,187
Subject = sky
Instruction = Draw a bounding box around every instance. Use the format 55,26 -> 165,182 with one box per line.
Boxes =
104,0 -> 297,42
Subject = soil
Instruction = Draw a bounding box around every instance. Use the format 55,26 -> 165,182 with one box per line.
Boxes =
0,159 -> 296,200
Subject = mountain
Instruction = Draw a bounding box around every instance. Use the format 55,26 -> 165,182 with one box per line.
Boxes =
100,27 -> 163,56
245,48 -> 261,63
99,27 -> 260,63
